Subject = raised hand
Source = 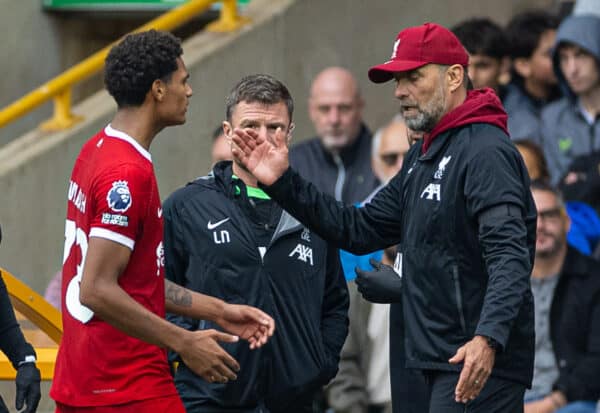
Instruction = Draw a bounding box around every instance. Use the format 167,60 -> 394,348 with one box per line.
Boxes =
217,304 -> 275,349
178,329 -> 241,384
231,127 -> 289,186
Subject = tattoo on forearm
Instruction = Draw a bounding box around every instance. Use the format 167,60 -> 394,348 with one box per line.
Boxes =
165,280 -> 192,307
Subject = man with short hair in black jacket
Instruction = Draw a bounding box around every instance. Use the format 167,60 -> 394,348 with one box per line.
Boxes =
525,181 -> 600,413
232,23 -> 536,413
163,74 -> 349,413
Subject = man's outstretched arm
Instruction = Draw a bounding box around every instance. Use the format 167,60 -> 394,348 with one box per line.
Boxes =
80,237 -> 272,382
232,127 -> 404,254
164,280 -> 274,349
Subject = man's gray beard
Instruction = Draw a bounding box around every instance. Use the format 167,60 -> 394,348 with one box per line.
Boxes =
405,111 -> 439,133
404,82 -> 447,133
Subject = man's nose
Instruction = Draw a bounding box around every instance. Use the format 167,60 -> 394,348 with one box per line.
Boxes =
327,107 -> 341,124
394,80 -> 409,99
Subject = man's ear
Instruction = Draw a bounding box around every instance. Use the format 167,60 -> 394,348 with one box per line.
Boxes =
287,123 -> 295,144
447,64 -> 465,93
222,121 -> 233,141
513,58 -> 531,79
151,79 -> 166,102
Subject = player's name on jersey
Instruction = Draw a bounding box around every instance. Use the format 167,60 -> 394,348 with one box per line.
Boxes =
68,180 -> 87,214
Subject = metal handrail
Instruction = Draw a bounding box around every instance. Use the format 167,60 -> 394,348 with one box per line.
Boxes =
0,0 -> 248,132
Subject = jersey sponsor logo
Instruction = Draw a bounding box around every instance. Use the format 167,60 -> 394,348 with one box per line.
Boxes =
289,243 -> 314,266
107,181 -> 132,213
433,155 -> 451,179
101,213 -> 129,227
68,180 -> 87,214
301,228 -> 311,242
420,183 -> 441,201
157,208 -> 162,218
207,217 -> 230,230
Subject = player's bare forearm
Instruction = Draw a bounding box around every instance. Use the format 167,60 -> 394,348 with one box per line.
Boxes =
80,237 -> 188,352
165,279 -> 223,322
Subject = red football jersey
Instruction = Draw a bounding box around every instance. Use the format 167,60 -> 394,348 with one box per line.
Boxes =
50,125 -> 177,406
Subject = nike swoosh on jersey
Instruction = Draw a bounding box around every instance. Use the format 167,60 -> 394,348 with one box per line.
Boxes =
207,218 -> 230,230
157,208 -> 163,218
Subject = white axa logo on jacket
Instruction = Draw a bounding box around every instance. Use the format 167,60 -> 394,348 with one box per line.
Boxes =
421,155 -> 452,201
420,183 -> 441,201
289,243 -> 314,266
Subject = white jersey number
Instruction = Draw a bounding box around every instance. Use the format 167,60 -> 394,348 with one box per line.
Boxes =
63,219 -> 94,323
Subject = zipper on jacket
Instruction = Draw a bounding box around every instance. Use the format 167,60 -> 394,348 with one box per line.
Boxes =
452,266 -> 467,334
333,154 -> 346,201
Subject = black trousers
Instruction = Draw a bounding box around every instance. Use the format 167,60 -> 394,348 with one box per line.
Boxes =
426,371 -> 525,413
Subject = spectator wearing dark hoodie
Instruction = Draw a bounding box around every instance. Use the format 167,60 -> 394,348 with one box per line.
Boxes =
540,14 -> 600,184
504,11 -> 561,142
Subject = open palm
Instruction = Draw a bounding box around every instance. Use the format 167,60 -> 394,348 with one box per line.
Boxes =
218,303 -> 275,349
231,127 -> 289,186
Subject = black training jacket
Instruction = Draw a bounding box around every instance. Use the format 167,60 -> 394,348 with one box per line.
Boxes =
162,162 -> 349,412
264,120 -> 537,387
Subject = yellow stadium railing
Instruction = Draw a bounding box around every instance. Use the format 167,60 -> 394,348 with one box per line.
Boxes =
0,0 -> 249,132
0,268 -> 62,380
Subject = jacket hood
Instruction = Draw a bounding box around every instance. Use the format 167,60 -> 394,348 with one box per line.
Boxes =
422,87 -> 508,153
552,14 -> 600,101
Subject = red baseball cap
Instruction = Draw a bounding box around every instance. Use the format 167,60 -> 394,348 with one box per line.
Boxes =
368,22 -> 469,83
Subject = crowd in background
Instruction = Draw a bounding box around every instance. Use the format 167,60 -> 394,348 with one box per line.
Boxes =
19,1 -> 600,412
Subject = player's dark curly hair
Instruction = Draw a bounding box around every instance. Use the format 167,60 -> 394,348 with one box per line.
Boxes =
104,30 -> 183,108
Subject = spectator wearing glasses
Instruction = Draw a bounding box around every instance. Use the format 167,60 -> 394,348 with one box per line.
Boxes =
524,181 -> 600,413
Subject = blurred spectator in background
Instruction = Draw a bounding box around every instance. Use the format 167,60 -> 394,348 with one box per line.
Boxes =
290,66 -> 379,204
43,270 -> 62,310
328,116 -> 415,413
516,139 -> 551,182
370,116 -> 411,184
525,181 -> 600,413
211,125 -> 231,165
559,151 -> 600,214
541,13 -> 600,184
504,11 -> 561,142
515,140 -> 600,258
329,116 -> 429,413
452,17 -> 510,96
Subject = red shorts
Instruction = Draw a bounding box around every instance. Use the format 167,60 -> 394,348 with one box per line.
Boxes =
55,395 -> 185,413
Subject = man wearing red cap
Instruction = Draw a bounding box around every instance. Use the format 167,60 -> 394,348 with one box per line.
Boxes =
231,22 -> 536,413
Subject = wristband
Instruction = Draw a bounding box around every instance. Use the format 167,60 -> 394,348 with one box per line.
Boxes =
17,355 -> 36,367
